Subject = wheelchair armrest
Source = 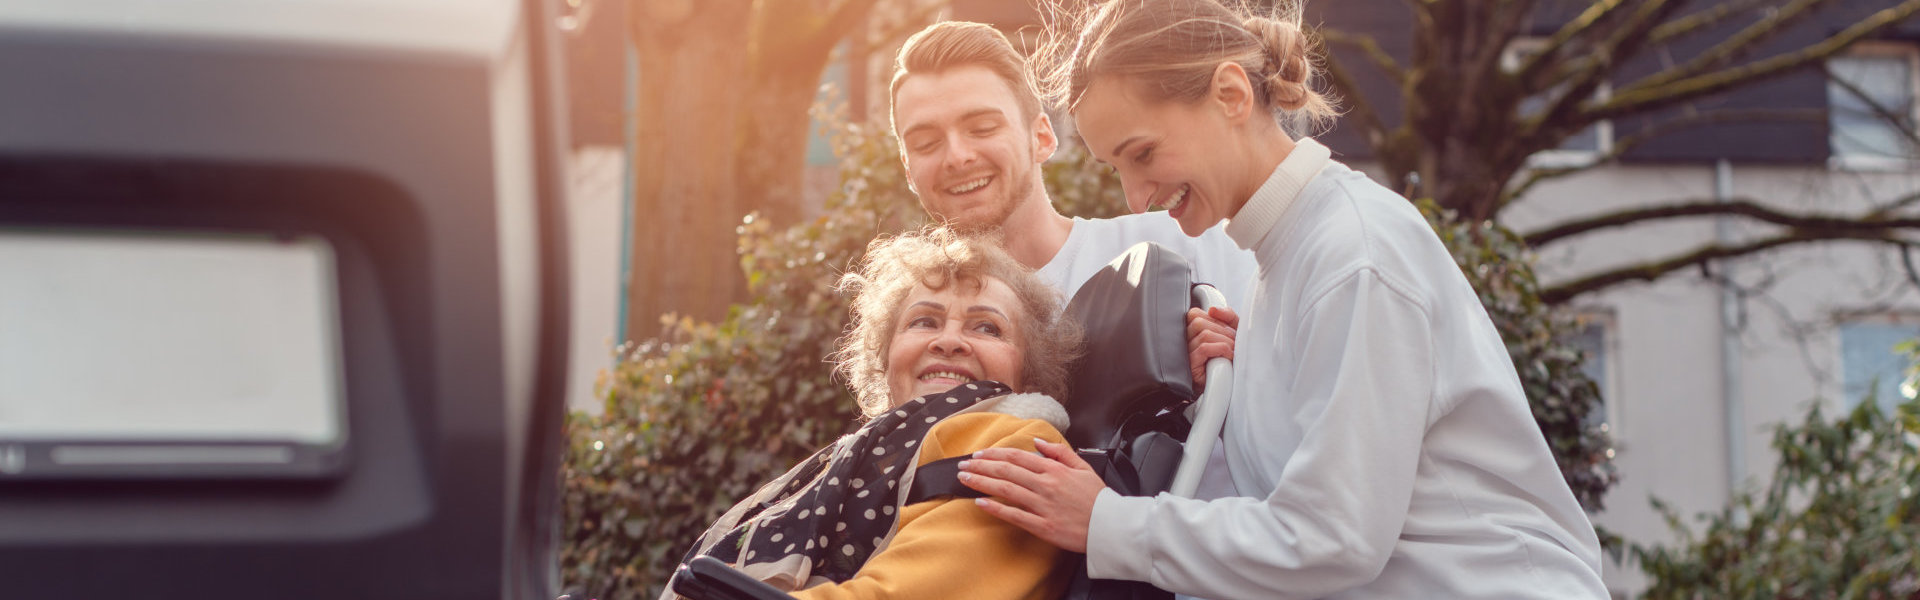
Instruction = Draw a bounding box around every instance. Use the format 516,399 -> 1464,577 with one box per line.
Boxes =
670,556 -> 797,600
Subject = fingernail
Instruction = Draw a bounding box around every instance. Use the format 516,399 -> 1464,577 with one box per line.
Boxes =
958,472 -> 972,482
974,498 -> 990,507
1033,437 -> 1049,447
957,460 -> 972,470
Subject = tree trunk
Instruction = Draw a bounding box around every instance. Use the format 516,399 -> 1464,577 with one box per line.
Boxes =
737,19 -> 843,230
622,1 -> 879,342
627,0 -> 754,340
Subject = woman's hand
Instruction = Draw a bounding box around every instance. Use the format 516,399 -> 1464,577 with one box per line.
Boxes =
1187,306 -> 1239,391
957,438 -> 1105,553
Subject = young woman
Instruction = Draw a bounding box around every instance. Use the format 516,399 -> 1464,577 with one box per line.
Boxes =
956,1 -> 1610,597
664,227 -> 1082,600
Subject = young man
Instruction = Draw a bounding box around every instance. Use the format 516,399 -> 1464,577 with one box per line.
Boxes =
887,21 -> 1256,314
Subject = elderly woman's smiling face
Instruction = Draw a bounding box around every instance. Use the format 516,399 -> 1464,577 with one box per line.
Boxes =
884,276 -> 1027,405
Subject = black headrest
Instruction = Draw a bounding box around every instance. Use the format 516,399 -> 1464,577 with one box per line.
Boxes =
1061,242 -> 1196,449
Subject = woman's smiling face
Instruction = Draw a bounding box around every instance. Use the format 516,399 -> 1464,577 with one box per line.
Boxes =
884,276 -> 1027,405
1073,76 -> 1247,237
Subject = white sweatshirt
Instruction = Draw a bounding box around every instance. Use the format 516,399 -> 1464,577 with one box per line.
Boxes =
1085,139 -> 1608,599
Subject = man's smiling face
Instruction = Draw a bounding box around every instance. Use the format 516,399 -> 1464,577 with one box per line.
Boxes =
892,65 -> 1055,232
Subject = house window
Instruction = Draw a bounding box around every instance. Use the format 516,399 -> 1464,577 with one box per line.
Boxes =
1828,43 -> 1919,169
1567,312 -> 1617,437
1504,38 -> 1613,168
1838,316 -> 1920,414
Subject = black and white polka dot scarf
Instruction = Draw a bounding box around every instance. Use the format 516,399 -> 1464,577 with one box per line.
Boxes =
673,381 -> 1013,594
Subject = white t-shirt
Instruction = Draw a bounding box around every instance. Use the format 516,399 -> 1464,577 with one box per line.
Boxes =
1036,213 -> 1257,507
1035,213 -> 1258,313
1085,139 -> 1608,599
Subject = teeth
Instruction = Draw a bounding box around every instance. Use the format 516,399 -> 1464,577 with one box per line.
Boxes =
1161,185 -> 1189,212
919,371 -> 975,382
947,177 -> 989,194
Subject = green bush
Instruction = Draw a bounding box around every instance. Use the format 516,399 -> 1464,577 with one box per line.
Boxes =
559,120 -> 919,600
1634,344 -> 1920,599
560,120 -> 1618,599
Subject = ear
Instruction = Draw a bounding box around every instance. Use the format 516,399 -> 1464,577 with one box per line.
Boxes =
1030,111 -> 1059,163
1210,62 -> 1255,122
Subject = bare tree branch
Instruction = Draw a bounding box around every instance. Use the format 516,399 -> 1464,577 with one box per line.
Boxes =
1869,190 -> 1920,219
1633,0 -> 1834,91
1902,245 -> 1920,290
1542,232 -> 1918,304
1517,0 -> 1628,90
1502,108 -> 1822,203
1321,29 -> 1407,82
1524,199 -> 1920,247
1824,63 -> 1920,149
1595,0 -> 1920,121
1609,109 -> 1819,157
1470,0 -> 1537,97
1517,0 -> 1687,153
1646,0 -> 1772,46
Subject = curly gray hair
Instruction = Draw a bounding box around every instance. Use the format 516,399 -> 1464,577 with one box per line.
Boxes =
834,227 -> 1084,417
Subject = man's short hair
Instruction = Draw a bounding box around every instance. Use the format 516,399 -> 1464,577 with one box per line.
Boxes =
889,21 -> 1044,132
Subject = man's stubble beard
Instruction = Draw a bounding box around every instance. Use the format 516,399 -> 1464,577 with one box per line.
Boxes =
942,142 -> 1038,238
944,183 -> 1029,237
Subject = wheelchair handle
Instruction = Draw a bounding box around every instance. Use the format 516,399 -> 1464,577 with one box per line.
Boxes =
1172,284 -> 1234,497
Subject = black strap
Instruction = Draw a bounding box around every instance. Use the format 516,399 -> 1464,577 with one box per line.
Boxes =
903,456 -> 985,505
905,450 -> 1134,505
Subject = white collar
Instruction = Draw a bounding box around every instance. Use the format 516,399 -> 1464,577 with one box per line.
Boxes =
1225,137 -> 1331,250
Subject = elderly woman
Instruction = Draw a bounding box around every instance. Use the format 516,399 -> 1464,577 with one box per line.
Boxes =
664,227 -> 1084,600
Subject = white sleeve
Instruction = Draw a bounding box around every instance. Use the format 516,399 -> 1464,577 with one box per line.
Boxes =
1085,267 -> 1435,599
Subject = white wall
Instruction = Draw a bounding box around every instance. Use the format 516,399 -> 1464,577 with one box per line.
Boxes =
565,145 -> 627,415
1498,161 -> 1920,595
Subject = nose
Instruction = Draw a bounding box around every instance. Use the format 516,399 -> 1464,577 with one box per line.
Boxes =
929,324 -> 971,357
1120,173 -> 1152,215
943,132 -> 981,171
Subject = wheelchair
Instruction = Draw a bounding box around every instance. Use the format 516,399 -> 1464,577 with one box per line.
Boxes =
671,241 -> 1237,600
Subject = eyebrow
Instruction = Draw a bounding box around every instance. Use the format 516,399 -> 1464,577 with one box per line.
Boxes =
901,108 -> 1007,141
1075,135 -> 1109,165
906,301 -> 1008,321
968,305 -> 1009,320
1110,135 -> 1146,160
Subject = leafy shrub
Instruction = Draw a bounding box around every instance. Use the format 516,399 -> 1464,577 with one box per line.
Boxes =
1634,345 -> 1920,599
559,120 -> 922,600
561,122 -> 1618,599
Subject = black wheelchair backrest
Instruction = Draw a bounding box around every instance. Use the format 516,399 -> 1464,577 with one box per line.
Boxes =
1061,242 -> 1198,450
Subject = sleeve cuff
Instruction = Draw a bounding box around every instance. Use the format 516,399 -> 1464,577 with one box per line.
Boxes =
1086,488 -> 1158,582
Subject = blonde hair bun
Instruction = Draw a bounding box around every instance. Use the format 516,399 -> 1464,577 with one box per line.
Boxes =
1035,0 -> 1337,131
1242,16 -> 1317,112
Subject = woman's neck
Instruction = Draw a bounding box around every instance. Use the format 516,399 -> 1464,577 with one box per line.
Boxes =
1229,122 -> 1298,218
